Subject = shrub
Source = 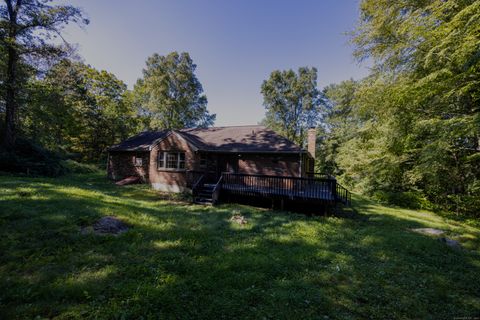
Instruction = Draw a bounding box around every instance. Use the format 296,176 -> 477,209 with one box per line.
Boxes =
61,159 -> 101,174
372,190 -> 434,210
442,194 -> 480,218
0,138 -> 67,177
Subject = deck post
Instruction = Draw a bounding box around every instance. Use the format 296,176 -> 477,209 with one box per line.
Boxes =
299,153 -> 303,177
280,199 -> 284,210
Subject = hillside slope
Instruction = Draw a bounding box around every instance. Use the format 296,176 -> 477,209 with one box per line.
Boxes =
0,173 -> 479,319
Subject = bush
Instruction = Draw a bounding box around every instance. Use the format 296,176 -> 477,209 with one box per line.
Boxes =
372,190 -> 434,210
0,138 -> 67,177
441,194 -> 480,218
61,159 -> 101,174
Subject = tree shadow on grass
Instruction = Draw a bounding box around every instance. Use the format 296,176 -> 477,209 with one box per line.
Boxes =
0,176 -> 479,319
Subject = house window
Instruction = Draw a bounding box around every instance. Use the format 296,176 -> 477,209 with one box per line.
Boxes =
199,153 -> 207,168
134,156 -> 143,167
179,152 -> 186,169
158,152 -> 164,168
166,153 -> 178,169
158,151 -> 186,170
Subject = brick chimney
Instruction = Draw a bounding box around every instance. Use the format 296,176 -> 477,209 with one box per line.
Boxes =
307,127 -> 316,159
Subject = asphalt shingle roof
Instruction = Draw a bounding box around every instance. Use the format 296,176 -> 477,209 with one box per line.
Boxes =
178,126 -> 303,153
108,126 -> 305,153
108,130 -> 169,151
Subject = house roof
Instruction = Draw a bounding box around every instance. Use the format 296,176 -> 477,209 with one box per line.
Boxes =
108,130 -> 169,151
108,125 -> 306,154
178,126 -> 304,153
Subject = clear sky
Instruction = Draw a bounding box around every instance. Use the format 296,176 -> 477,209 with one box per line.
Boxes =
63,0 -> 368,126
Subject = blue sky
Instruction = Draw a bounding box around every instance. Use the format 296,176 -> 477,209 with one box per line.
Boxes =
63,0 -> 368,126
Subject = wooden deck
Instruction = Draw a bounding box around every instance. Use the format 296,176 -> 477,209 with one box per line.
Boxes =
222,173 -> 337,201
222,183 -> 335,201
189,171 -> 351,207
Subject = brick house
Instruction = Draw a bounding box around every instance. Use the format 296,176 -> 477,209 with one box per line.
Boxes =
107,125 -> 316,193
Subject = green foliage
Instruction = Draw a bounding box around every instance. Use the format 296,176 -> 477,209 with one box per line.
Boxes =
0,138 -> 67,176
317,79 -> 361,176
22,60 -> 139,161
1,2 -> 131,167
320,0 -> 480,216
261,67 -> 325,146
0,174 -> 479,318
372,190 -> 434,210
0,46 -> 5,113
134,52 -> 215,129
61,160 -> 101,174
0,2 -> 139,168
0,0 -> 88,146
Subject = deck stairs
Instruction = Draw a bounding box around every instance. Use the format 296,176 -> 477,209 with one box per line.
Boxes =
193,183 -> 216,205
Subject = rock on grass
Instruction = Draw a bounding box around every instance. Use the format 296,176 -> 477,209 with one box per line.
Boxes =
82,216 -> 129,235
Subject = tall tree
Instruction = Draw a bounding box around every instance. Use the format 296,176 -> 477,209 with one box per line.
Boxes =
0,0 -> 88,147
0,45 -> 6,120
24,60 -> 138,161
261,67 -> 324,146
134,52 -> 215,129
340,0 -> 480,214
318,79 -> 360,176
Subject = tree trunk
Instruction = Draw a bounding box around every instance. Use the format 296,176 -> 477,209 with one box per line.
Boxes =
3,0 -> 20,148
3,46 -> 18,148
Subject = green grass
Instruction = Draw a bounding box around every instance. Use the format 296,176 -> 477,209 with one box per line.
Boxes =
0,173 -> 479,319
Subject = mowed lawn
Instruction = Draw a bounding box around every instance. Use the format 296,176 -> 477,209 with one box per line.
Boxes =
0,173 -> 479,319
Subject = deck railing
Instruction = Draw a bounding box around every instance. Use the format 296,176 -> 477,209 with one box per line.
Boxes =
188,171 -> 351,206
211,175 -> 223,204
191,174 -> 205,200
221,173 -> 346,203
335,182 -> 351,205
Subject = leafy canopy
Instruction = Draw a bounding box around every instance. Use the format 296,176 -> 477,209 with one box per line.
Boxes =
319,0 -> 480,215
261,67 -> 325,146
0,0 -> 88,66
0,0 -> 88,146
24,60 -> 138,161
134,52 -> 215,130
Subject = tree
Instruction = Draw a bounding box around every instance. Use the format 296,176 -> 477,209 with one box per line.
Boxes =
24,60 -> 138,161
261,67 -> 324,146
134,52 -> 215,130
318,79 -> 360,176
0,0 -> 88,147
0,45 -> 6,121
340,0 -> 480,214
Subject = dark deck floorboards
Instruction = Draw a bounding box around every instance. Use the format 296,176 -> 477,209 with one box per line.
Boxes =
222,183 -> 335,201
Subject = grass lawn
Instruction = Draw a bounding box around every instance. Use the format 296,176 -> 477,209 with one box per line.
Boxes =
0,173 -> 479,319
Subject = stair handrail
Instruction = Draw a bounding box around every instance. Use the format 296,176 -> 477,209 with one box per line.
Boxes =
186,170 -> 204,188
335,182 -> 350,205
192,174 -> 205,199
212,175 -> 224,205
